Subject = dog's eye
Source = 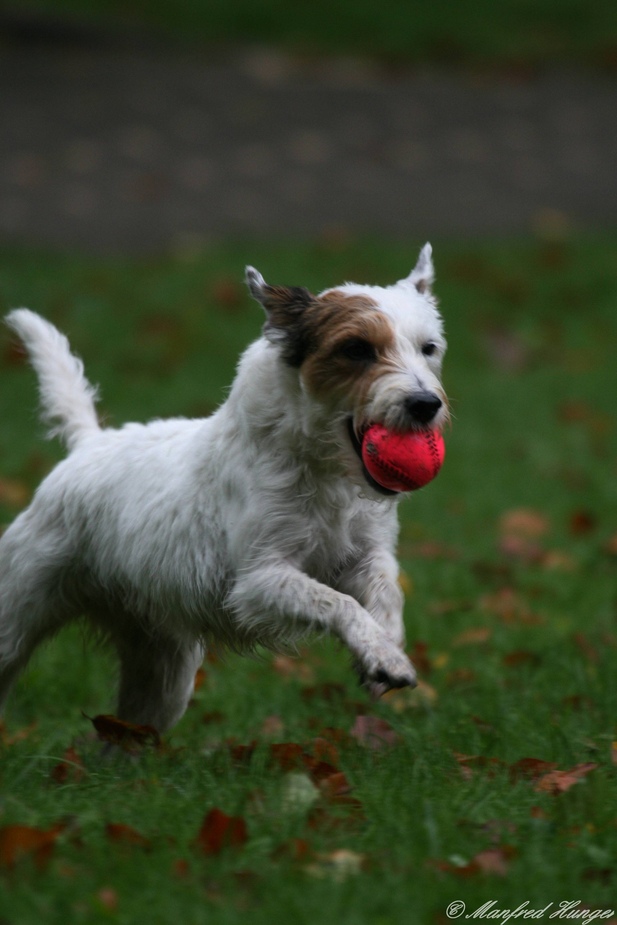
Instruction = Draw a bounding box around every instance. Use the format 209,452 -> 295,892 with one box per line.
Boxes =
421,342 -> 437,357
337,337 -> 377,363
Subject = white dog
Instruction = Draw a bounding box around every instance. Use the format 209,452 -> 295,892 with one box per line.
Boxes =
0,245 -> 448,732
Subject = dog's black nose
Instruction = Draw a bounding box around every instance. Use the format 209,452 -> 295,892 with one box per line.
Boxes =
405,391 -> 443,425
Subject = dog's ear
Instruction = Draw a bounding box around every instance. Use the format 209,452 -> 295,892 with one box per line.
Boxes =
405,243 -> 435,295
245,266 -> 315,367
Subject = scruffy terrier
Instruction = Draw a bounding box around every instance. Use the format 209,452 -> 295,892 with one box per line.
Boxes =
0,245 -> 448,732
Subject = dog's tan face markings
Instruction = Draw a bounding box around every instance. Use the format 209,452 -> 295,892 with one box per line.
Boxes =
299,290 -> 397,405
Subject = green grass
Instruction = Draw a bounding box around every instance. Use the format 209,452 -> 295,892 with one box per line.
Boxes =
17,0 -> 617,69
1,236 -> 616,923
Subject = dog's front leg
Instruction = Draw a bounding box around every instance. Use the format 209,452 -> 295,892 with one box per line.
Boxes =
336,550 -> 406,649
229,562 -> 415,693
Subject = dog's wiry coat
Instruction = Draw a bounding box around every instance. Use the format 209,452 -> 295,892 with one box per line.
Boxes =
0,245 -> 448,732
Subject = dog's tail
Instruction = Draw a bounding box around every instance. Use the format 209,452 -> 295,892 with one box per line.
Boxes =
5,309 -> 100,451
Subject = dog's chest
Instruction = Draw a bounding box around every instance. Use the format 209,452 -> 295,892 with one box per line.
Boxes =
294,496 -> 370,582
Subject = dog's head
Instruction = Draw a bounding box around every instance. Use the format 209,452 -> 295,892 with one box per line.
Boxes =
245,245 -> 449,494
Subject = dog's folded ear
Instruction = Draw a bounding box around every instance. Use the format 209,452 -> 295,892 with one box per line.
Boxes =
404,243 -> 435,295
245,266 -> 315,367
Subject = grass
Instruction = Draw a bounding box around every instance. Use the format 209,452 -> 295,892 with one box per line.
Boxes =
14,0 -> 617,69
0,236 -> 616,923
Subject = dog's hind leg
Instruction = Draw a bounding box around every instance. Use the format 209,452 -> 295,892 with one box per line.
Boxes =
0,512 -> 76,714
113,626 -> 204,733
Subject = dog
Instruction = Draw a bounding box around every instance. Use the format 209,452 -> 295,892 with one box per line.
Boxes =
0,244 -> 448,733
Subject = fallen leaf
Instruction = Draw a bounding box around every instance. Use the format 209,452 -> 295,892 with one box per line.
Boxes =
349,715 -> 400,749
50,746 -> 85,785
480,587 -> 540,624
96,888 -> 119,912
86,713 -> 161,751
534,762 -> 598,794
408,640 -> 432,675
105,823 -> 151,849
193,667 -> 207,691
473,845 -> 516,875
509,757 -> 558,781
0,822 -> 65,869
269,742 -> 305,772
573,632 -> 599,663
272,654 -> 314,683
428,844 -> 515,877
500,508 -> 550,539
452,626 -> 492,646
0,477 -> 30,508
280,773 -> 320,813
569,510 -> 597,536
193,808 -> 247,856
0,720 -> 37,745
453,752 -> 505,778
260,715 -> 285,739
502,650 -> 541,668
305,848 -> 366,881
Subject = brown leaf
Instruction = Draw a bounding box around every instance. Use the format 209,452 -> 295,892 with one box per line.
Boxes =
260,715 -> 285,739
105,823 -> 151,849
227,740 -> 257,765
211,277 -> 244,311
193,808 -> 248,856
0,719 -> 37,745
50,746 -> 85,785
473,845 -> 516,875
453,752 -> 505,777
272,654 -> 314,683
573,632 -> 599,663
569,510 -> 597,536
193,667 -> 207,691
86,713 -> 161,751
349,715 -> 400,749
305,848 -> 366,880
0,477 -> 30,509
96,888 -> 119,912
301,682 -> 347,702
480,587 -> 541,624
311,736 -> 341,767
428,844 -> 515,877
500,508 -> 550,538
509,757 -> 558,781
502,650 -> 541,668
269,742 -> 306,772
452,626 -> 492,646
534,762 -> 598,794
408,640 -> 432,675
0,822 -> 65,869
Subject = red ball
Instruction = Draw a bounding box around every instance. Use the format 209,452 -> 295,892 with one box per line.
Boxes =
361,424 -> 445,493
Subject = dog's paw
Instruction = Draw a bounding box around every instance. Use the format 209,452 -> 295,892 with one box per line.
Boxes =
356,647 -> 417,698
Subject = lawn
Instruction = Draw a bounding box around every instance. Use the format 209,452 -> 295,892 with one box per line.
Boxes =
14,0 -> 617,69
0,236 -> 616,924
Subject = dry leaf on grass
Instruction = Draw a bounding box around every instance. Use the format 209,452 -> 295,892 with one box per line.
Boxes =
193,808 -> 247,856
534,762 -> 598,794
305,848 -> 366,881
106,823 -> 151,849
349,715 -> 400,749
429,844 -> 516,877
0,822 -> 65,869
85,713 -> 161,751
50,746 -> 85,785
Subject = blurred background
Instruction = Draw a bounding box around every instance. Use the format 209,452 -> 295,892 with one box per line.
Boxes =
0,0 -> 616,251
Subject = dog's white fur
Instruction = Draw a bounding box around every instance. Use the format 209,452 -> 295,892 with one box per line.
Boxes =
0,245 -> 448,731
